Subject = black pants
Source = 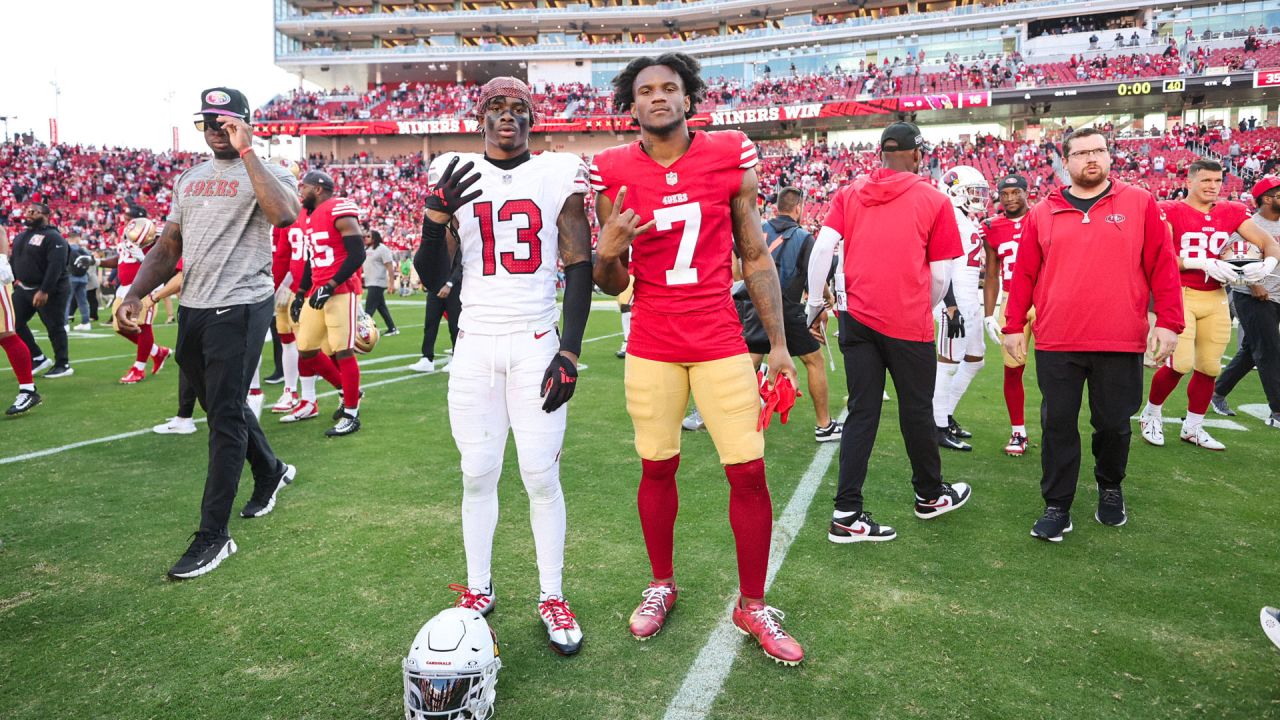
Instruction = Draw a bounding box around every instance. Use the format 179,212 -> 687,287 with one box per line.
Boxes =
175,298 -> 284,534
1035,350 -> 1142,510
1216,292 -> 1280,413
364,286 -> 397,331
422,286 -> 461,360
87,286 -> 100,321
835,313 -> 945,513
12,282 -> 70,366
176,369 -> 198,419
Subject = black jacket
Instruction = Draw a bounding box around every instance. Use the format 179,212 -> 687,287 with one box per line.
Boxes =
12,224 -> 69,293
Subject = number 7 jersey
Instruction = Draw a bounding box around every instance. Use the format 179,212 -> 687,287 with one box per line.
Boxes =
428,151 -> 589,334
590,130 -> 759,363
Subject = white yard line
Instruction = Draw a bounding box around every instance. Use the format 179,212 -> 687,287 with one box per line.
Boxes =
662,410 -> 847,720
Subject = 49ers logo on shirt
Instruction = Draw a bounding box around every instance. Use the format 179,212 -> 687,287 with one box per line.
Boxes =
184,179 -> 240,198
1105,214 -> 1126,224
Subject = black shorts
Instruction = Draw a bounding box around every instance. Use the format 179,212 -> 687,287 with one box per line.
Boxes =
737,299 -> 822,357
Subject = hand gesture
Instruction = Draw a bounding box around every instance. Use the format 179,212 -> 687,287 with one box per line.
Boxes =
217,116 -> 254,154
115,297 -> 143,333
598,186 -> 655,261
424,156 -> 483,223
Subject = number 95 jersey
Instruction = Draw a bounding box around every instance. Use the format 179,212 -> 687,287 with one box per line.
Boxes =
428,151 -> 589,334
590,130 -> 759,363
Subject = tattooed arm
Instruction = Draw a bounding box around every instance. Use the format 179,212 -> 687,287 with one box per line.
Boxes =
731,168 -> 797,386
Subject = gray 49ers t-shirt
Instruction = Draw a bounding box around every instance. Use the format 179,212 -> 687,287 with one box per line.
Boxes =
362,244 -> 395,287
167,158 -> 298,308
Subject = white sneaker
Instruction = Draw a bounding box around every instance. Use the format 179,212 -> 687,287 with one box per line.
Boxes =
153,417 -> 197,435
270,389 -> 299,414
538,595 -> 583,656
32,357 -> 54,375
280,400 -> 318,423
73,322 -> 92,331
1180,423 -> 1225,451
247,392 -> 264,420
409,356 -> 435,373
1139,414 -> 1164,446
682,409 -> 705,431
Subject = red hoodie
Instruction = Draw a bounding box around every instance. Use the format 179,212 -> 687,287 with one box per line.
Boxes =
1003,181 -> 1184,352
822,167 -> 962,342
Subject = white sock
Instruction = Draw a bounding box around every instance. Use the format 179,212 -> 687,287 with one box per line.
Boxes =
522,461 -> 566,599
1143,402 -> 1163,417
1012,424 -> 1027,436
300,374 -> 318,403
934,361 -> 959,427
947,358 -> 985,417
133,361 -> 146,371
462,466 -> 502,594
833,509 -> 856,520
19,383 -> 35,392
149,344 -> 159,357
1184,411 -> 1204,429
250,362 -> 261,392
283,342 -> 300,390
620,310 -> 631,341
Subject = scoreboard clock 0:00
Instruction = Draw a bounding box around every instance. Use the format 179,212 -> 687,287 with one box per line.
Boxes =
1116,81 -> 1153,96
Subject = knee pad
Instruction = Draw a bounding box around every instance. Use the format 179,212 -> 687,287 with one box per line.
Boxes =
964,357 -> 986,372
519,458 -> 562,504
459,444 -> 504,485
461,465 -> 501,499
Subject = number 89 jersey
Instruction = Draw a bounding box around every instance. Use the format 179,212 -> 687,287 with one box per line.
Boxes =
590,130 -> 759,363
1160,199 -> 1251,291
428,152 -> 589,334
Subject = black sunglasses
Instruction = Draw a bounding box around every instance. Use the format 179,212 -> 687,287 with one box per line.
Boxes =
194,114 -> 233,132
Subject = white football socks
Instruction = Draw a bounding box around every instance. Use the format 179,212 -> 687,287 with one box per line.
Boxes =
300,375 -> 318,403
947,358 -> 985,418
282,341 -> 300,392
461,465 -> 502,594
933,361 -> 959,427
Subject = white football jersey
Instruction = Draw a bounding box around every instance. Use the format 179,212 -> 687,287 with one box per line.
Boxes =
428,152 -> 589,334
948,207 -> 984,305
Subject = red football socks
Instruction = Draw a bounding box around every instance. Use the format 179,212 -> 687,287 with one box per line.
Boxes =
725,458 -> 772,601
301,353 -> 342,390
637,455 -> 680,581
1003,365 -> 1025,427
1,334 -> 33,385
336,354 -> 361,410
1148,365 -> 1183,406
1187,370 -> 1216,415
135,325 -> 154,363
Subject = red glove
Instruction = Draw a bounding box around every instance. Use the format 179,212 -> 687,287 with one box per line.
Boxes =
757,372 -> 800,431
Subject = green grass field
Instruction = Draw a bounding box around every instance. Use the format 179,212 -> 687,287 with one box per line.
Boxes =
2,299 -> 1279,719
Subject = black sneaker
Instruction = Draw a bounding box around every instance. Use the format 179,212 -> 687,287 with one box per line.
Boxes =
1209,394 -> 1235,417
914,482 -> 971,519
326,413 -> 361,437
828,510 -> 896,543
240,464 -> 297,518
168,530 -> 237,579
31,357 -> 53,375
1095,485 -> 1127,526
44,364 -> 74,378
331,390 -> 365,420
937,427 -> 972,452
263,370 -> 285,385
947,415 -> 972,439
815,421 -> 843,443
6,389 -> 41,416
1031,506 -> 1073,542
384,327 -> 400,336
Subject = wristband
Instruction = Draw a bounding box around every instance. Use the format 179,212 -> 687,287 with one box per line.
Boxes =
239,147 -> 254,159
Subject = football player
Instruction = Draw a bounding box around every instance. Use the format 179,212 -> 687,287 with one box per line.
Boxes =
417,77 -> 591,656
933,166 -> 990,451
288,170 -> 365,436
1139,159 -> 1280,450
982,174 -> 1034,456
98,217 -> 172,384
0,225 -> 40,415
592,53 -> 805,666
269,158 -> 304,414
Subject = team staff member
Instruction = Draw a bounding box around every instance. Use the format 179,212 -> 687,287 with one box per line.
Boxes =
11,203 -> 73,378
1003,127 -> 1183,542
806,121 -> 972,546
362,230 -> 399,336
118,87 -> 301,579
410,235 -> 461,374
1212,177 -> 1280,427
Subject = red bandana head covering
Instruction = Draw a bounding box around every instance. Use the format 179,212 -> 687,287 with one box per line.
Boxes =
475,77 -> 540,125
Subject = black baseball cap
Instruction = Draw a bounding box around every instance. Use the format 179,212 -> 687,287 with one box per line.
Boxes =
881,121 -> 924,152
300,170 -> 335,191
997,174 -> 1029,192
197,87 -> 250,120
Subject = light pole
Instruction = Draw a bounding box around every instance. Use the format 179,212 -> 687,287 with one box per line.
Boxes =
0,116 -> 16,143
49,81 -> 61,143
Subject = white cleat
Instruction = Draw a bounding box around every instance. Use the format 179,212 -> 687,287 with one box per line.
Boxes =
280,400 -> 319,423
1139,414 -> 1164,447
1180,423 -> 1225,451
270,389 -> 299,414
681,409 -> 705,431
409,356 -> 435,373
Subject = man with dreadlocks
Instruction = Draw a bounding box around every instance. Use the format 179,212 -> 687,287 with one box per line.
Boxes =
591,53 -> 805,665
415,77 -> 593,656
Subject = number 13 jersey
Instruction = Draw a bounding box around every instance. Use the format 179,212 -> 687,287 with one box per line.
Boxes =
428,152 -> 589,334
590,130 -> 759,363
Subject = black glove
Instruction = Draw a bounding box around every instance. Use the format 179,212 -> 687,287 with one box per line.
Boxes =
73,254 -> 95,271
945,310 -> 966,339
424,156 -> 484,216
290,292 -> 306,323
309,282 -> 335,310
540,353 -> 578,413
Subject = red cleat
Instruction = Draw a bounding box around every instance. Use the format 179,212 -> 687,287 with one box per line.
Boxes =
628,581 -> 677,640
732,599 -> 804,666
151,346 -> 171,375
120,366 -> 146,384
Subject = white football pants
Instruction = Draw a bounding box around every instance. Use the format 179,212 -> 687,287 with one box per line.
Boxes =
448,327 -> 568,598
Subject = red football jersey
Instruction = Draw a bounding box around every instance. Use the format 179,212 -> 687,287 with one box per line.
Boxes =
305,197 -> 362,295
983,214 -> 1029,293
115,238 -> 148,287
274,215 -> 307,293
590,130 -> 758,363
1161,199 -> 1250,291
